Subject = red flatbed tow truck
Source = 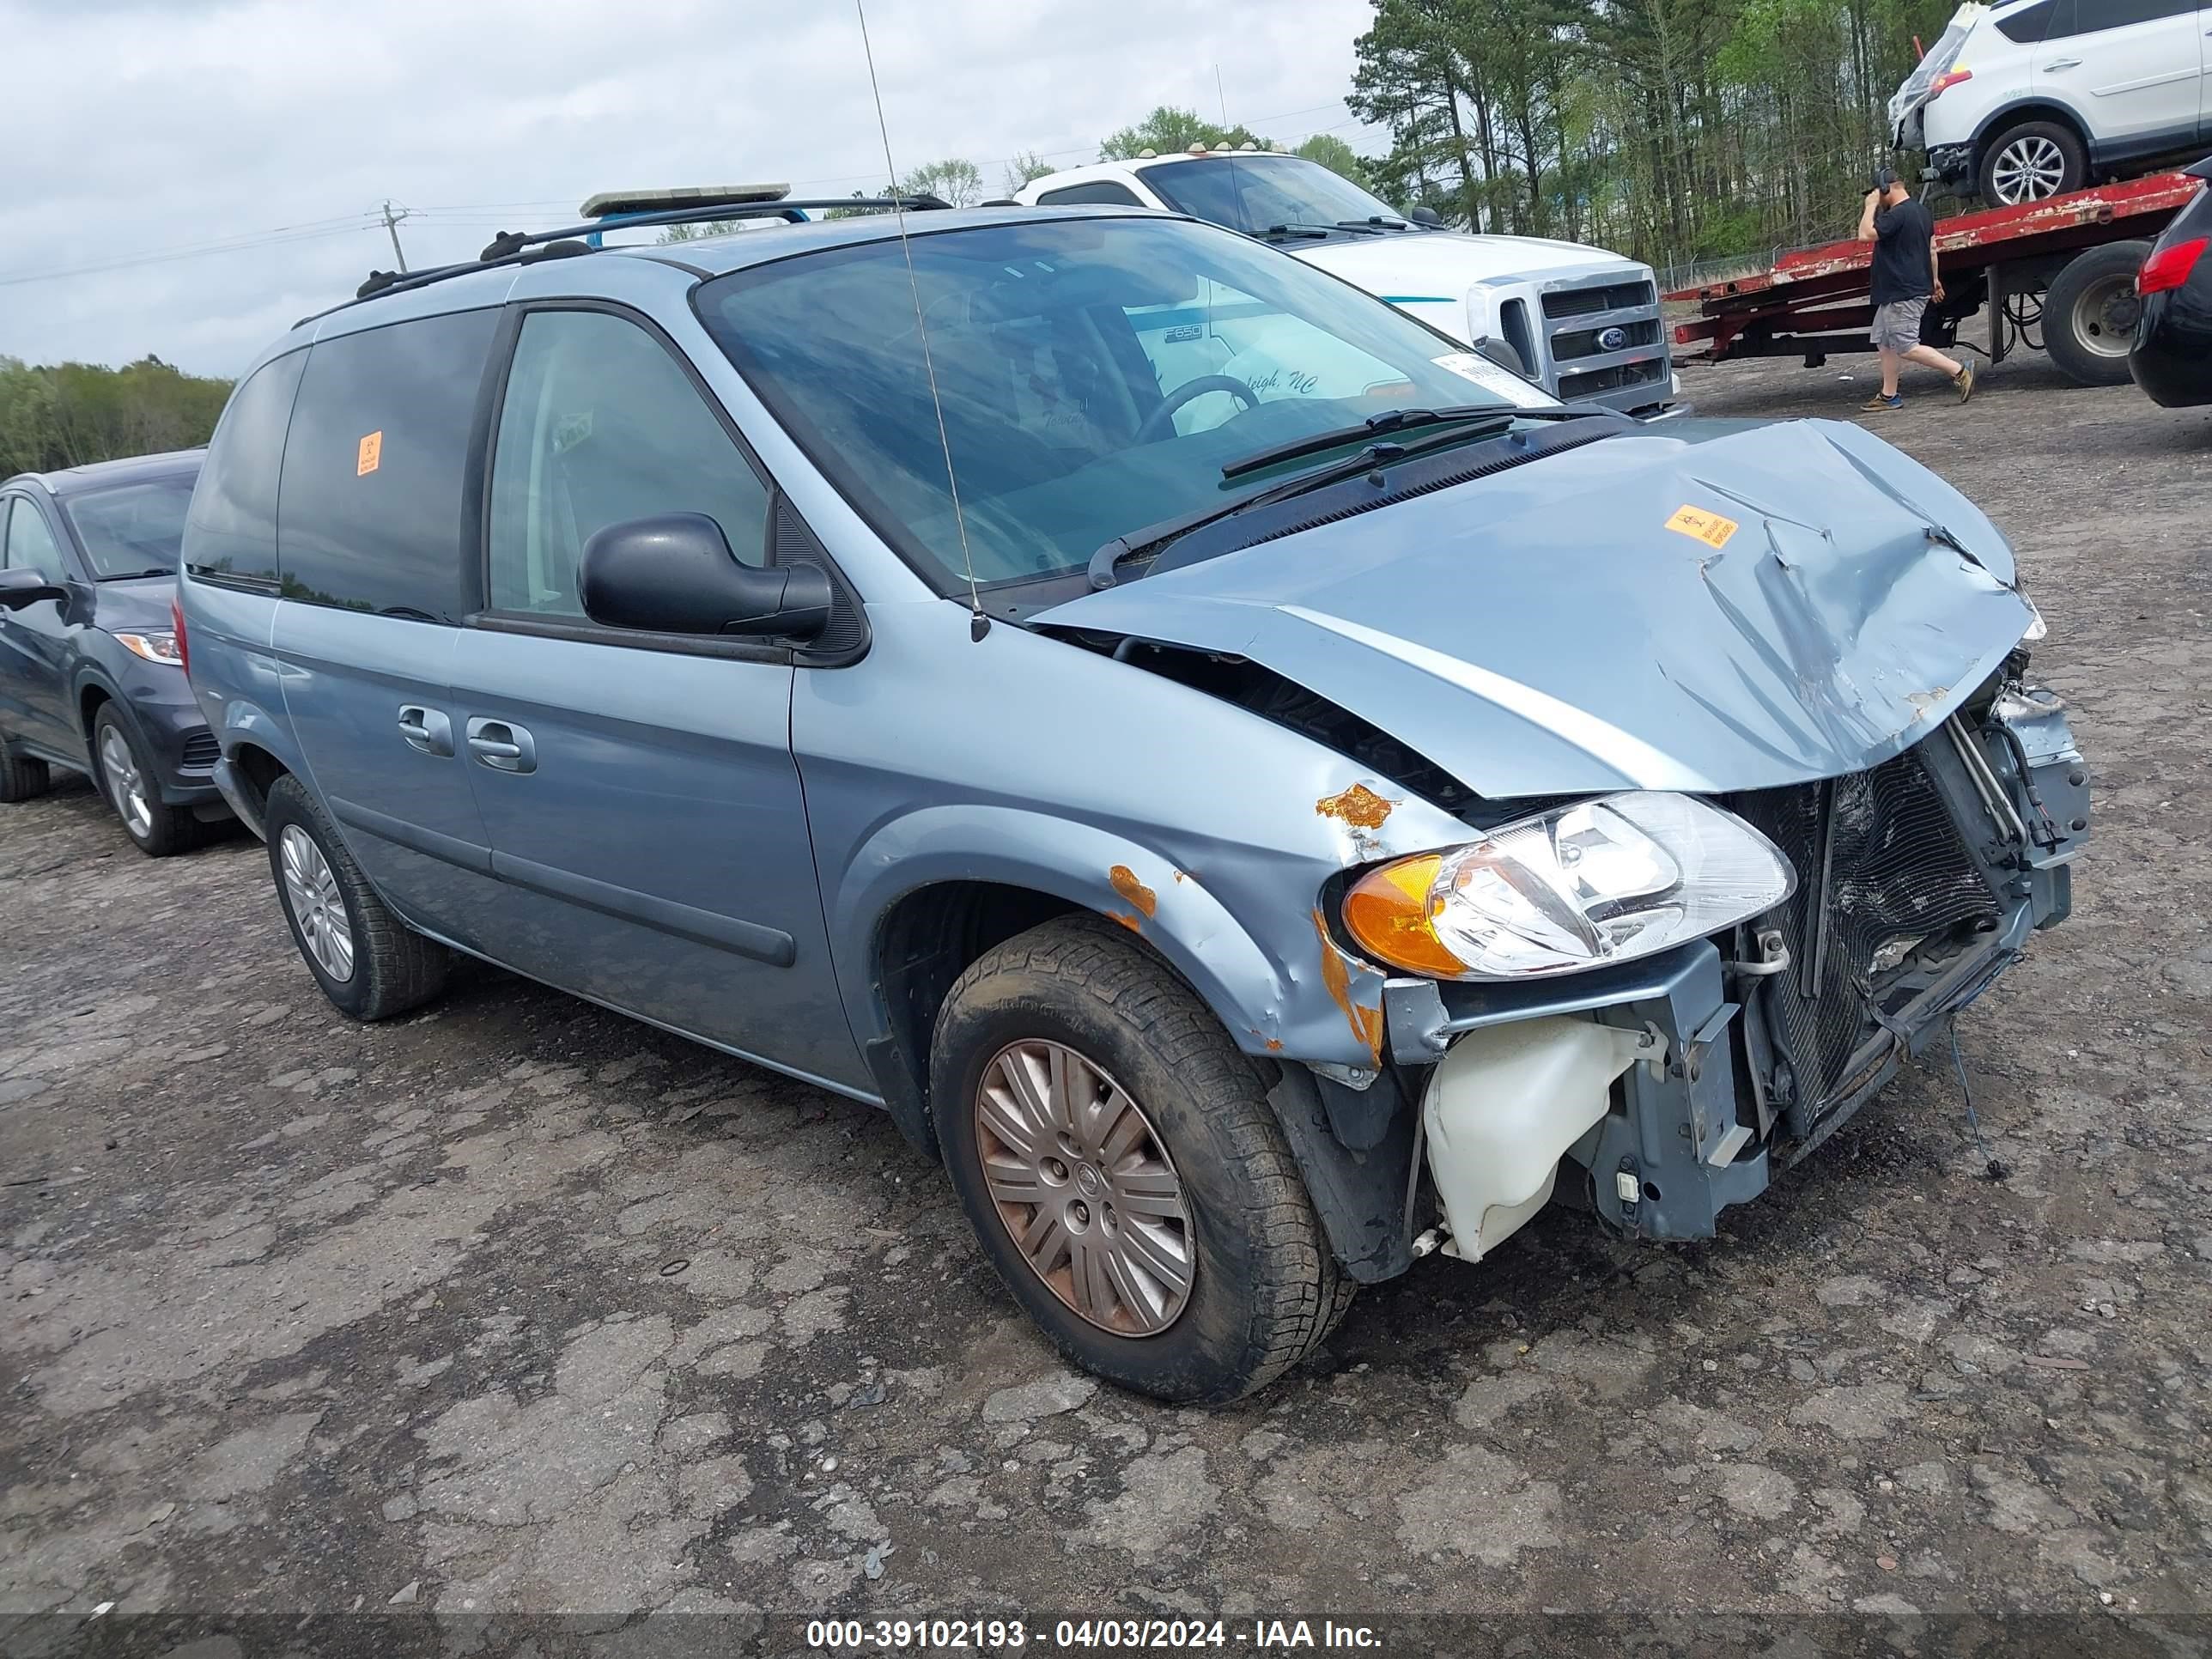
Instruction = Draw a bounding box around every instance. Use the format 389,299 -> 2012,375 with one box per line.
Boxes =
1667,171 -> 2208,388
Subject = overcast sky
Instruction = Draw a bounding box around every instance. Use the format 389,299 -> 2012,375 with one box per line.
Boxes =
0,0 -> 1379,377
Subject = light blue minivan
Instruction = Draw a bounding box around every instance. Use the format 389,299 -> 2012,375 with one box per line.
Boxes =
179,194 -> 2087,1401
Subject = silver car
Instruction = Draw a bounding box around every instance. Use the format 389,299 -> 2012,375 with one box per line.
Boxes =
177,200 -> 2087,1402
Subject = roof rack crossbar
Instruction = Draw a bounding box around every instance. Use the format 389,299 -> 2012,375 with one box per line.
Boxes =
319,193 -> 952,324
477,194 -> 949,262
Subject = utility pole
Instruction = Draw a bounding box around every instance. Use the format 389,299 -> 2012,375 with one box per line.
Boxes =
380,200 -> 411,272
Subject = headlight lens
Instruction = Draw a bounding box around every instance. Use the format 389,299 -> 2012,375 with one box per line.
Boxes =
115,629 -> 182,665
1341,793 -> 1796,981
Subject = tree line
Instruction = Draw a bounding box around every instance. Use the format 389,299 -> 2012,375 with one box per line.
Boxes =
0,356 -> 233,479
1351,0 -> 1956,276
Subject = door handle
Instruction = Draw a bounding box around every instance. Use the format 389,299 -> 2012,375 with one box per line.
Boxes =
397,704 -> 453,757
2043,58 -> 2081,70
465,716 -> 537,775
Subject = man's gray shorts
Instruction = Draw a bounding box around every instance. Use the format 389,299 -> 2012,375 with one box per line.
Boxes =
1871,297 -> 1929,352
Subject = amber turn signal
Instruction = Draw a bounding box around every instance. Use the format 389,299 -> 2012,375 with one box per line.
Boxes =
1341,854 -> 1468,977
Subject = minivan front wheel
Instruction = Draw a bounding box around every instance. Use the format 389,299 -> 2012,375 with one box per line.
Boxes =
933,915 -> 1348,1403
263,775 -> 450,1021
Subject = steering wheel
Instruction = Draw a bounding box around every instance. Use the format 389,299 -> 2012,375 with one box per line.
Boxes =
1136,375 -> 1261,443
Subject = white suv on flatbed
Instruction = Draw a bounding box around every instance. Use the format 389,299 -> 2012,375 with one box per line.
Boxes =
1015,149 -> 1678,416
1893,0 -> 2210,205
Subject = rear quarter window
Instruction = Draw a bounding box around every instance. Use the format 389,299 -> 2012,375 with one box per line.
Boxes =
276,308 -> 498,621
182,349 -> 306,588
1995,1 -> 2054,43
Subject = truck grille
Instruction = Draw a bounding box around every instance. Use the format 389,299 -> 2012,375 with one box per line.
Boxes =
181,732 -> 219,770
1539,276 -> 1665,405
1726,747 -> 1998,1133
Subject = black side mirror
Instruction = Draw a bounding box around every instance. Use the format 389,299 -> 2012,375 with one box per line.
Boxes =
1472,335 -> 1528,377
1409,205 -> 1444,228
579,514 -> 833,641
0,569 -> 66,611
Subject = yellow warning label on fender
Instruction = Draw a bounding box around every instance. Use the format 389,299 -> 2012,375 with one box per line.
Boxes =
1666,504 -> 1738,548
356,431 -> 383,476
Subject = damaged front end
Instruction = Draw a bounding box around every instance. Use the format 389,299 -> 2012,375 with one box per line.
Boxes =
1384,662 -> 2086,1261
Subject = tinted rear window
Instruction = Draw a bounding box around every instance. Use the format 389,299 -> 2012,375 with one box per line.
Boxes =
182,350 -> 305,587
277,309 -> 497,621
64,476 -> 198,579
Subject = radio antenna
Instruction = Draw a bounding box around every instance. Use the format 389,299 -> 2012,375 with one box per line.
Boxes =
854,0 -> 989,641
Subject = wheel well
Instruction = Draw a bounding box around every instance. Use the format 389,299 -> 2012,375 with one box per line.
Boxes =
228,742 -> 287,819
78,684 -> 112,742
869,881 -> 1081,1152
1978,104 -> 2087,154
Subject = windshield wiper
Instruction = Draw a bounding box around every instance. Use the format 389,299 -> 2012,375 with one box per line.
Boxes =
1090,407 -> 1620,589
1256,222 -> 1338,241
1337,216 -> 1408,232
100,568 -> 173,580
1221,404 -> 1504,481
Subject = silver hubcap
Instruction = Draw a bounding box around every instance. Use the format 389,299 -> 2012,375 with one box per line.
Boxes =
974,1040 -> 1194,1337
2068,274 -> 2139,360
98,726 -> 152,839
1993,137 -> 2067,204
279,825 -> 355,983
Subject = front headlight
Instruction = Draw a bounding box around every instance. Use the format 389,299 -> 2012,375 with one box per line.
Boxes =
1341,793 -> 1795,981
114,629 -> 182,665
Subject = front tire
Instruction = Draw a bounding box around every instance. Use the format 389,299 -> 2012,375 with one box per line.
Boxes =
933,915 -> 1346,1404
1978,121 -> 2085,206
263,775 -> 450,1021
92,706 -> 201,857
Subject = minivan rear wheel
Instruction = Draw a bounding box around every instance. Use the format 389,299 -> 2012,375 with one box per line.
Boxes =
932,915 -> 1346,1404
263,775 -> 450,1020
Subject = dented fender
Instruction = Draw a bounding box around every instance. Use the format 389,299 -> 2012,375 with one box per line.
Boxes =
825,787 -> 1449,1071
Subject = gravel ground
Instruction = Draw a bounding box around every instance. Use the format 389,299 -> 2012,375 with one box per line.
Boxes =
3,343 -> 2209,1653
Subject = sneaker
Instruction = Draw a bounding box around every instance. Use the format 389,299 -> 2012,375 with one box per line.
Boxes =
1954,362 -> 1976,403
1861,392 -> 1904,412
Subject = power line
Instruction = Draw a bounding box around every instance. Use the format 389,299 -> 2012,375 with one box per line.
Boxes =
0,216 -> 383,289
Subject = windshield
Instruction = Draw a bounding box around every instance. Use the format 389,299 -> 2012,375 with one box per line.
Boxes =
61,476 -> 197,578
698,216 -> 1553,592
1138,155 -> 1407,236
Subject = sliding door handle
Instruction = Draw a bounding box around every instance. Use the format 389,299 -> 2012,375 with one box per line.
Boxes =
465,717 -> 537,775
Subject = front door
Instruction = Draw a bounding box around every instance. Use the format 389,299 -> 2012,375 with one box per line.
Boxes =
2039,0 -> 2205,148
452,305 -> 862,1091
0,495 -> 82,762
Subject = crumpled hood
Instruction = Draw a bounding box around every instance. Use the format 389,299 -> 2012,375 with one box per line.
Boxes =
1036,418 -> 2034,800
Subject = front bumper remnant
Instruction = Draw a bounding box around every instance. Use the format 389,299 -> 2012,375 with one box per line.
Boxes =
1386,686 -> 2087,1254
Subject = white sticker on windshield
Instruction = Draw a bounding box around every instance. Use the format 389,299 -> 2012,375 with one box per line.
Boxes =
1431,351 -> 1553,409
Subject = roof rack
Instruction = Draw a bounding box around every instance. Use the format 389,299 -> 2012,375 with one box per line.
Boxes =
319,187 -> 951,321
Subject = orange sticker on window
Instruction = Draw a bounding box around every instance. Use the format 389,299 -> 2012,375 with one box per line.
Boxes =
356,431 -> 383,476
1666,504 -> 1738,548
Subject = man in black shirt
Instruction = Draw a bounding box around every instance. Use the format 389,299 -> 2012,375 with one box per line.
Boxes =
1857,170 -> 1975,411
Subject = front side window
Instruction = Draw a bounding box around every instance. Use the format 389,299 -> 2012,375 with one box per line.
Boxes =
3,497 -> 69,584
1138,154 -> 1407,235
63,477 -> 197,579
276,308 -> 498,620
183,349 -> 305,587
486,309 -> 770,618
699,215 -> 1549,592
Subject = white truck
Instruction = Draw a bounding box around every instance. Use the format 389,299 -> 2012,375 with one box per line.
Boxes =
1015,148 -> 1680,416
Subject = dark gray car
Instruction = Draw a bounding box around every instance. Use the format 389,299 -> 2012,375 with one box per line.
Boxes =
1,450 -> 228,854
177,203 -> 2088,1403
